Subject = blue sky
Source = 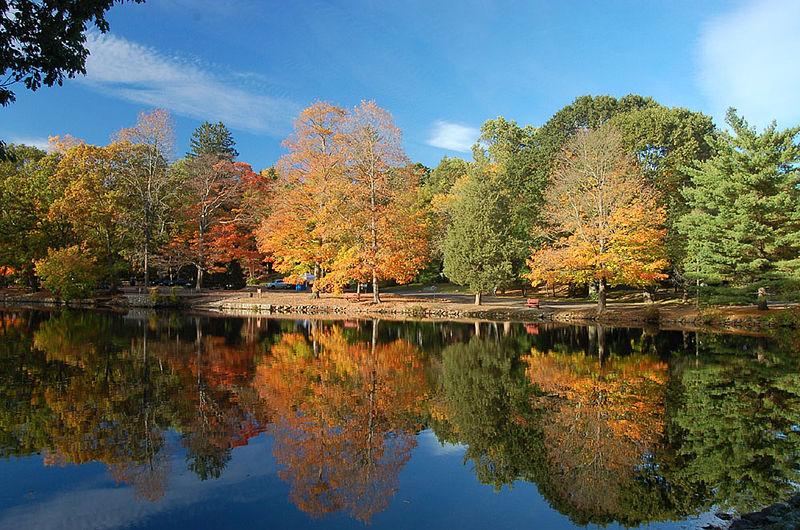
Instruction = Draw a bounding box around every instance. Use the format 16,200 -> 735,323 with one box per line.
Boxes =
2,0 -> 799,170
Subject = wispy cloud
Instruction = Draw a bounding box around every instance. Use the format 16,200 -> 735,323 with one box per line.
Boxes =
427,120 -> 479,153
80,32 -> 298,135
6,136 -> 51,151
698,0 -> 800,128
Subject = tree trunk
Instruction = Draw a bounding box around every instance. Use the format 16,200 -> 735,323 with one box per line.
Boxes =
682,288 -> 689,304
372,268 -> 381,304
597,278 -> 607,313
757,286 -> 768,310
356,281 -> 362,301
196,266 -> 203,292
475,291 -> 482,306
370,176 -> 380,304
597,325 -> 607,365
310,262 -> 321,298
144,208 -> 151,288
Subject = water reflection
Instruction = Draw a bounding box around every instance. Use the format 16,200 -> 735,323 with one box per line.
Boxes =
1,309 -> 799,527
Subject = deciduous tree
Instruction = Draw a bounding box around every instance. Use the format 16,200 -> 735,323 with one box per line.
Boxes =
527,127 -> 668,311
115,109 -> 178,287
50,142 -> 130,285
0,143 -> 65,289
341,101 -> 430,302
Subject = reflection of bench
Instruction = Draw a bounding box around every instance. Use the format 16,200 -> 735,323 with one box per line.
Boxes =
525,298 -> 540,309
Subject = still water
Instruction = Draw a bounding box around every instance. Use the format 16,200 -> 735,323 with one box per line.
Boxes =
1,309 -> 799,529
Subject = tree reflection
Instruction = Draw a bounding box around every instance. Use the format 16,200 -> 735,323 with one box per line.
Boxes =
437,336 -> 542,489
523,345 -> 670,525
3,310 -> 800,527
663,334 -> 800,512
0,310 -> 268,500
254,320 -> 427,522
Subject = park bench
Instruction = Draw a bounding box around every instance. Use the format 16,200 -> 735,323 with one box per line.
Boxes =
344,293 -> 360,301
525,298 -> 540,309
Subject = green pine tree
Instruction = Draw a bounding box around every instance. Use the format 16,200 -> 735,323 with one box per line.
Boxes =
678,108 -> 800,307
187,121 -> 239,160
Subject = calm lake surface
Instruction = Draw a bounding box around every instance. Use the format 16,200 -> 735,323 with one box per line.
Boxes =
1,309 -> 799,529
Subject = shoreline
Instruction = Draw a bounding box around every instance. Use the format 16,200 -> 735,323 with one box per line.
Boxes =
2,288 -> 797,335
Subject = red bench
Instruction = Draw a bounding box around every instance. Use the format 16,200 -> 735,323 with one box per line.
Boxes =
344,293 -> 360,301
525,298 -> 540,309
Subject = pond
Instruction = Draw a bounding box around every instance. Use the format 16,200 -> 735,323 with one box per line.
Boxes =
1,309 -> 799,529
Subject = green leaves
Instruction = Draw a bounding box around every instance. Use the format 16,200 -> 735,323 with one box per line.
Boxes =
442,166 -> 524,297
678,109 -> 800,290
187,121 -> 239,160
0,0 -> 145,106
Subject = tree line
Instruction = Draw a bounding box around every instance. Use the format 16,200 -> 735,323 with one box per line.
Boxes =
2,94 -> 799,308
1,111 -> 269,297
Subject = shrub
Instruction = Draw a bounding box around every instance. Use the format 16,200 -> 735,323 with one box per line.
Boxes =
34,246 -> 100,300
148,286 -> 162,305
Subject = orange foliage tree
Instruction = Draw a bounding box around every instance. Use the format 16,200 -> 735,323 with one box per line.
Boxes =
257,101 -> 430,300
527,126 -> 668,311
256,102 -> 348,297
169,159 -> 254,289
341,101 -> 430,302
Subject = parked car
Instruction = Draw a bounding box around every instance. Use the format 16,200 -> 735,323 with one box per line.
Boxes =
266,279 -> 291,289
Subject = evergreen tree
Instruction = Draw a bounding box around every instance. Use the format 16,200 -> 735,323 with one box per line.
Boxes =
442,166 -> 524,304
187,121 -> 238,160
678,109 -> 800,307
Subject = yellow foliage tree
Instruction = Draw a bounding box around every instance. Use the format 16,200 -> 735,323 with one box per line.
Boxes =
527,126 -> 668,311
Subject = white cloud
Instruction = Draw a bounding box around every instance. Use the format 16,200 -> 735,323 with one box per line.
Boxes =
698,0 -> 800,128
427,120 -> 479,152
6,136 -> 51,151
80,32 -> 298,135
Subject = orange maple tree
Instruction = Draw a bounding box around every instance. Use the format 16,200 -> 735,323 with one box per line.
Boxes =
527,126 -> 668,311
168,159 -> 256,289
340,101 -> 431,302
256,102 -> 348,296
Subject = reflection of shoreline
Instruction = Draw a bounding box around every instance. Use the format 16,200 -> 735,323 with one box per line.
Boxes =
2,310 -> 800,527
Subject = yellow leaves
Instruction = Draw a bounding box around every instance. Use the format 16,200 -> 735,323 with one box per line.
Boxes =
529,127 -> 669,290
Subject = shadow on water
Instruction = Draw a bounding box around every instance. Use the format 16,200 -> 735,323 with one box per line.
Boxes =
1,308 -> 799,527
